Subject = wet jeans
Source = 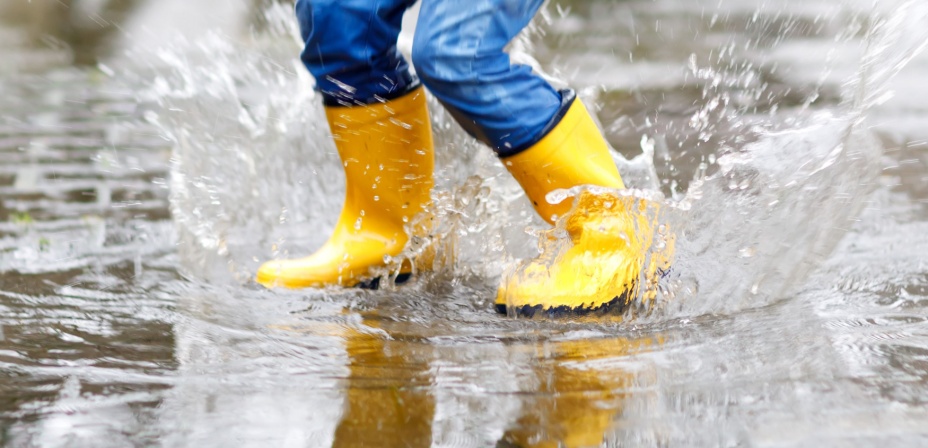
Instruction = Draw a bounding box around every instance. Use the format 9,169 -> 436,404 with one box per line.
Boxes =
295,0 -> 564,156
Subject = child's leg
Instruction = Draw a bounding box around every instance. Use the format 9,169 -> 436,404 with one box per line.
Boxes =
296,0 -> 419,105
413,1 -> 669,317
258,0 -> 434,289
411,0 -> 559,157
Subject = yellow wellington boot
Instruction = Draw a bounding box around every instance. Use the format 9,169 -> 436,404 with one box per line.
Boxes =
497,98 -> 671,317
257,87 -> 434,289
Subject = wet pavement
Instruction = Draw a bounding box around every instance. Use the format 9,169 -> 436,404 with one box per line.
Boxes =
1,0 -> 928,446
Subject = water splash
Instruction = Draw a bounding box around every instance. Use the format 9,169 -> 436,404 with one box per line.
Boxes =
493,0 -> 928,320
148,0 -> 927,323
650,0 -> 928,317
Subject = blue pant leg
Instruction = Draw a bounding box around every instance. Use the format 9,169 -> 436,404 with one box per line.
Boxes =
295,0 -> 419,105
411,0 -> 564,156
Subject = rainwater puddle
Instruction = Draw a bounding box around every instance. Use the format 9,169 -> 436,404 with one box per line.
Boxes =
1,0 -> 928,446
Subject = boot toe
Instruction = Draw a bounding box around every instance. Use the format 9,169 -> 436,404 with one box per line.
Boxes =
256,260 -> 290,288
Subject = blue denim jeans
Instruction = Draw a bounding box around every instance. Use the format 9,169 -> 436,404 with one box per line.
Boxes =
295,0 -> 564,157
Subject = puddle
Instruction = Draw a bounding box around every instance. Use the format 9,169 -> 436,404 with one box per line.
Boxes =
1,0 -> 927,446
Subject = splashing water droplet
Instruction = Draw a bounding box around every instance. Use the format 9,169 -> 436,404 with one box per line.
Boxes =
389,117 -> 413,130
546,189 -> 571,205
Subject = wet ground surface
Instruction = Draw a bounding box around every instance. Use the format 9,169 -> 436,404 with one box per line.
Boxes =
1,0 -> 928,446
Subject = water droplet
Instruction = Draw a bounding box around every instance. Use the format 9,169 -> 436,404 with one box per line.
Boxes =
389,117 -> 413,129
354,217 -> 362,230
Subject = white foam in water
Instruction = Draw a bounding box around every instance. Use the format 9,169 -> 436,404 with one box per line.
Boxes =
150,0 -> 927,320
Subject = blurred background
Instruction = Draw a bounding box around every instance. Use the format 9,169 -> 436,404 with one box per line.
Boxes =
0,0 -> 259,70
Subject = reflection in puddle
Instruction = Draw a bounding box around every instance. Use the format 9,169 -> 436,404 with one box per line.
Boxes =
277,310 -> 662,448
333,317 -> 435,447
499,336 -> 657,448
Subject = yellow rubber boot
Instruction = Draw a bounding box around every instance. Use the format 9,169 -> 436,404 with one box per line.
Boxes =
496,98 -> 670,317
257,87 -> 434,289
